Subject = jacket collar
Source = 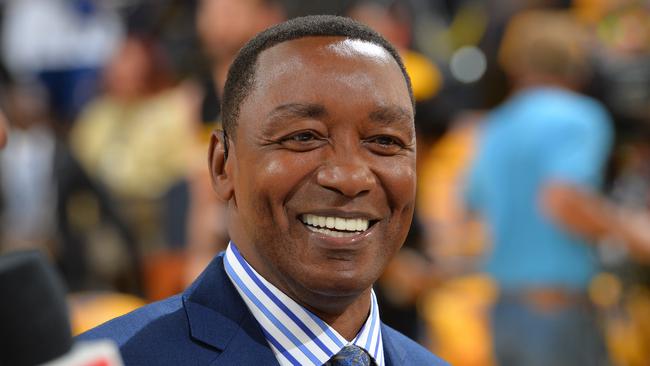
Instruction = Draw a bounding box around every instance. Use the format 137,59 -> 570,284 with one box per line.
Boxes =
380,324 -> 405,366
182,253 -> 279,365
182,253 -> 406,365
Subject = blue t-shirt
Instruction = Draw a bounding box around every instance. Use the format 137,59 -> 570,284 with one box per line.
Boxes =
465,87 -> 613,290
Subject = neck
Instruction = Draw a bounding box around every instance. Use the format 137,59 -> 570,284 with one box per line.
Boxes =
263,262 -> 373,341
300,288 -> 373,341
229,239 -> 374,341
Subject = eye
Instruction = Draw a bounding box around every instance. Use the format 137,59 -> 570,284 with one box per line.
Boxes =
365,135 -> 405,154
290,131 -> 317,142
372,136 -> 400,146
279,130 -> 326,151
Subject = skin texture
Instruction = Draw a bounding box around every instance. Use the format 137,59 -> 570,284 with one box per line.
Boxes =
209,36 -> 415,339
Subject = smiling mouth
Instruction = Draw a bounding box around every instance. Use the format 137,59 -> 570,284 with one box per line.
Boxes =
300,214 -> 374,238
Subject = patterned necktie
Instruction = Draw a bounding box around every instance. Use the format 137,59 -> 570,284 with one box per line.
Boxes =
324,345 -> 374,366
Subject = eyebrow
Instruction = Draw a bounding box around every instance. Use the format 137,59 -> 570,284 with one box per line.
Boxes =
266,103 -> 328,126
368,105 -> 413,125
263,102 -> 413,130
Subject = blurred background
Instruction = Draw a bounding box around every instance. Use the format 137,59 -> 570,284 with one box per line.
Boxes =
0,0 -> 649,365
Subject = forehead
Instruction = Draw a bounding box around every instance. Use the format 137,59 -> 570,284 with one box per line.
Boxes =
255,36 -> 399,82
240,36 -> 412,121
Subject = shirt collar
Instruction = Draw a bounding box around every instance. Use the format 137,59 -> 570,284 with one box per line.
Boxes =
224,242 -> 384,366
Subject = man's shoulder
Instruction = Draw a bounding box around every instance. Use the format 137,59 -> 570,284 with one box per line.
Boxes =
77,295 -> 186,346
513,88 -> 610,127
77,253 -> 230,347
77,294 -> 227,364
76,294 -> 217,364
381,323 -> 450,365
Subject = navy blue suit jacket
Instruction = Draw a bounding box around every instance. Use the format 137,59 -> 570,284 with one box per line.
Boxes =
79,253 -> 448,365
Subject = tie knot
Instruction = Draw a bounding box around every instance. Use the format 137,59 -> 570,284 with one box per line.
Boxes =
326,345 -> 373,366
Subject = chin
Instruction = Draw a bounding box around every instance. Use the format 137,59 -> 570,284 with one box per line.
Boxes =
301,265 -> 377,298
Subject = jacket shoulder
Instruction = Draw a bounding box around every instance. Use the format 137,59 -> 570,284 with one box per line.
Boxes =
76,295 -> 218,364
382,324 -> 449,366
77,295 -> 184,345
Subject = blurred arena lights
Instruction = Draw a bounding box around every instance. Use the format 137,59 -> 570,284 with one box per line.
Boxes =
450,46 -> 486,84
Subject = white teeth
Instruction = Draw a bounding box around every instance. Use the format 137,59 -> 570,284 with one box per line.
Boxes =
311,227 -> 359,237
302,214 -> 370,233
356,218 -> 369,231
326,217 -> 335,229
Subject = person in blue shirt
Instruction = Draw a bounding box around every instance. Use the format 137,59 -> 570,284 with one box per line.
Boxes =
79,15 -> 447,366
465,10 -> 650,366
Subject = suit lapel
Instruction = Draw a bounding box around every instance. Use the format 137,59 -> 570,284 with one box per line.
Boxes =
183,253 -> 279,365
380,323 -> 406,366
184,254 -> 415,366
209,312 -> 279,366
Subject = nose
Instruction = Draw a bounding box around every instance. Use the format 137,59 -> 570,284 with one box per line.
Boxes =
316,153 -> 375,198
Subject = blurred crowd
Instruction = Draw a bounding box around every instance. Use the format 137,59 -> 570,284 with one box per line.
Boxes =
0,0 -> 649,365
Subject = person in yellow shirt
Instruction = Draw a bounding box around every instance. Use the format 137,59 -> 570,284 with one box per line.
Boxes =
71,35 -> 194,201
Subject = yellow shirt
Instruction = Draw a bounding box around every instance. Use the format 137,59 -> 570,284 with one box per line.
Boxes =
70,88 -> 194,199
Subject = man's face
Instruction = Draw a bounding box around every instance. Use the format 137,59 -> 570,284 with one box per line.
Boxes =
220,36 -> 415,309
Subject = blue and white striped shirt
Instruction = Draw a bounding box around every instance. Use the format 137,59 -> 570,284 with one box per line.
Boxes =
224,242 -> 385,366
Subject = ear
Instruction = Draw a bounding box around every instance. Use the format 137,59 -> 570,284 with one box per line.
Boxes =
208,130 -> 234,202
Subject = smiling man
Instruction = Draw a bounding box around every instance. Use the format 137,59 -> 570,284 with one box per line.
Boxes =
79,15 -> 447,366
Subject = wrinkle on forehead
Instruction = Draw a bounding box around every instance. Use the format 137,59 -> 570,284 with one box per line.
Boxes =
326,39 -> 391,63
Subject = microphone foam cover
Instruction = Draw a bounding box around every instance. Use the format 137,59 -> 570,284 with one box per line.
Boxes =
0,250 -> 72,366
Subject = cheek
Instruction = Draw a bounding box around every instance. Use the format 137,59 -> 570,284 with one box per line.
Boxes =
262,158 -> 290,179
376,156 -> 416,213
246,154 -> 313,226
